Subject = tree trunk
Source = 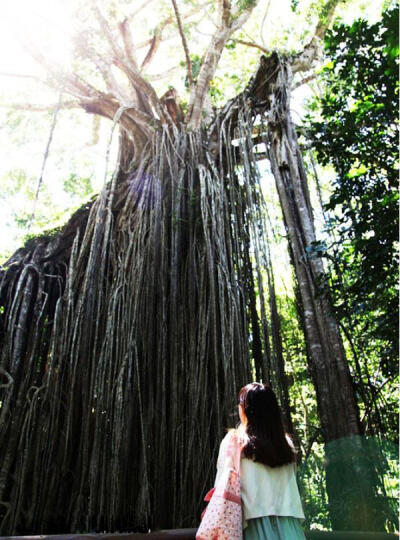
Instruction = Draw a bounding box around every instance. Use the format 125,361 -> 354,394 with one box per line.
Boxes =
263,53 -> 386,531
0,79 -> 279,532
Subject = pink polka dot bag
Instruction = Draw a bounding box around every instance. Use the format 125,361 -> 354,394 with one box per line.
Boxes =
196,430 -> 243,540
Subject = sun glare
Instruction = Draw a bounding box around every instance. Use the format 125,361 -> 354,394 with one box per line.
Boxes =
1,0 -> 74,76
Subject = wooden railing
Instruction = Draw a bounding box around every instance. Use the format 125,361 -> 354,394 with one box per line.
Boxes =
0,529 -> 398,540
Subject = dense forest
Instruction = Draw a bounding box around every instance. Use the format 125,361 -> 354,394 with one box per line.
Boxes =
0,0 -> 398,535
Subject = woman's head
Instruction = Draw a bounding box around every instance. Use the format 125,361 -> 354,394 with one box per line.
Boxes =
238,382 -> 280,425
238,382 -> 296,467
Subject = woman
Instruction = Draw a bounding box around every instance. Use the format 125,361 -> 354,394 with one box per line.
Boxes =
214,382 -> 306,540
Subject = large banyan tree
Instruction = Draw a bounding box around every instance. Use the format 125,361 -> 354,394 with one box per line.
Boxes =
0,0 -> 388,534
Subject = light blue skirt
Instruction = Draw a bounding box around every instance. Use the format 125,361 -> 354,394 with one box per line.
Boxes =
243,516 -> 306,540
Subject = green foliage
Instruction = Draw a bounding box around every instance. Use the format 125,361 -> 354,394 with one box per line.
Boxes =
290,0 -> 299,12
232,0 -> 257,14
208,77 -> 225,105
304,6 -> 399,441
225,39 -> 237,50
298,442 -> 331,530
183,53 -> 202,88
63,173 -> 93,200
22,225 -> 63,251
0,168 -> 95,264
209,72 -> 247,106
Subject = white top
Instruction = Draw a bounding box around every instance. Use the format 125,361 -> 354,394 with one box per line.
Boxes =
214,430 -> 305,527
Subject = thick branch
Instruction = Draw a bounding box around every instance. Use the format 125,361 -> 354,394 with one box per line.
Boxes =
91,4 -> 125,62
220,0 -> 231,26
230,1 -> 257,32
290,0 -> 343,73
118,19 -> 139,70
86,5 -> 166,121
291,36 -> 322,74
93,61 -> 131,104
90,2 -> 164,117
111,56 -> 165,121
186,0 -> 259,129
315,0 -> 344,39
80,97 -> 157,155
73,34 -> 131,105
21,38 -> 160,151
140,27 -> 163,70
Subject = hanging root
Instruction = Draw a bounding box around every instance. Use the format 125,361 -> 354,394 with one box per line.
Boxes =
0,56 -> 281,535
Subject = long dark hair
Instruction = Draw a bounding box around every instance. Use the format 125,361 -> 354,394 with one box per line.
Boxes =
238,382 -> 296,467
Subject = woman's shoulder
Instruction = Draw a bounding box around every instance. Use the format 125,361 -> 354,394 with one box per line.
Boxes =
220,428 -> 239,445
219,426 -> 246,451
217,428 -> 241,467
224,426 -> 248,446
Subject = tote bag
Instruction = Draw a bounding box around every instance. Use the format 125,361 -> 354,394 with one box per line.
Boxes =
196,430 -> 243,540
